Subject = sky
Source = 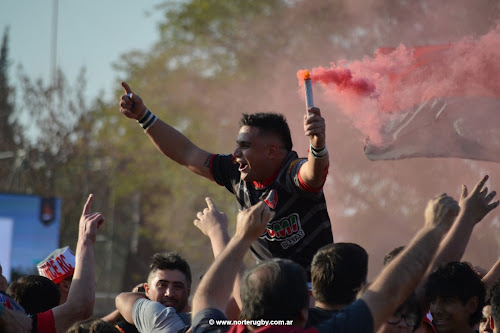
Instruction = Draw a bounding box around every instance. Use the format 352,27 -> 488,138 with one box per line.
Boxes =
1,0 -> 165,102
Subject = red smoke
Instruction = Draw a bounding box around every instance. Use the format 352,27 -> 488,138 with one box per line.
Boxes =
298,23 -> 500,145
313,65 -> 376,96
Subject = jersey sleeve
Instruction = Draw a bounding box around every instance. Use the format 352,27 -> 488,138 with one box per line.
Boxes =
36,309 -> 56,333
209,154 -> 240,194
288,158 -> 325,196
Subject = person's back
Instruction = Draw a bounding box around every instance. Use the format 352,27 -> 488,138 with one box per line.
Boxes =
239,259 -> 310,326
307,242 -> 368,327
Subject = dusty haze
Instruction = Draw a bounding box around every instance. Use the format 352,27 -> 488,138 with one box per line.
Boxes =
140,0 -> 500,282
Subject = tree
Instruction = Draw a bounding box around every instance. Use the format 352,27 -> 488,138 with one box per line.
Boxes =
0,27 -> 24,192
107,0 -> 500,284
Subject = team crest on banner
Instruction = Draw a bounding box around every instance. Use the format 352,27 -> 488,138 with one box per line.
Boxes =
264,189 -> 278,209
40,198 -> 56,226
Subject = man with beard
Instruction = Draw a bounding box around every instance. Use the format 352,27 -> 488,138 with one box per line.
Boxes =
116,252 -> 192,333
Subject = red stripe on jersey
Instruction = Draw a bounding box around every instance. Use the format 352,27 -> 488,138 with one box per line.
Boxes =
297,163 -> 329,192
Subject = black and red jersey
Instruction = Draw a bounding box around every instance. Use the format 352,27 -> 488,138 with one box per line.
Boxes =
210,151 -> 333,275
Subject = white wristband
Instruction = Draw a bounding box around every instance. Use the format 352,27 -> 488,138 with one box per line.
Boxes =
310,143 -> 328,159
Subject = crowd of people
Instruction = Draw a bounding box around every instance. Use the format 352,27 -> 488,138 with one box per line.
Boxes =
1,81 -> 500,333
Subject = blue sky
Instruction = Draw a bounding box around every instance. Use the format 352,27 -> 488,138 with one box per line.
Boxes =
1,0 -> 165,101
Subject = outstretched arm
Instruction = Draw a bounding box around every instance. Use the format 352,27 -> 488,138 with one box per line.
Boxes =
119,81 -> 214,180
52,194 -> 104,333
361,194 -> 460,331
192,201 -> 273,315
298,107 -> 329,189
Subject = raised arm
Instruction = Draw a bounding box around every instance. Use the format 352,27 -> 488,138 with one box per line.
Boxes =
193,197 -> 244,315
414,176 -> 498,307
194,197 -> 231,258
429,175 -> 498,267
192,201 -> 273,315
52,194 -> 104,333
299,107 -> 329,189
119,81 -> 214,180
361,193 -> 459,331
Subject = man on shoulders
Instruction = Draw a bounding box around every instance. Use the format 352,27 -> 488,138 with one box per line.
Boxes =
118,82 -> 332,275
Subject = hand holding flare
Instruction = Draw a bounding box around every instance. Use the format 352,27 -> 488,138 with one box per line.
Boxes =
298,69 -> 314,117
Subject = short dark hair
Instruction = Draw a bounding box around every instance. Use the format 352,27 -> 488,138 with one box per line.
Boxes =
7,275 -> 60,314
240,113 -> 293,151
489,279 -> 500,329
383,246 -> 405,266
148,252 -> 192,287
311,243 -> 368,305
240,259 -> 308,321
425,261 -> 485,326
67,317 -> 120,333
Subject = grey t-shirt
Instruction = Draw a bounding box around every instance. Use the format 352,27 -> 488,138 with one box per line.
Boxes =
132,298 -> 190,333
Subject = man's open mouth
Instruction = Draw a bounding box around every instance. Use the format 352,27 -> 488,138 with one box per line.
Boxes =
238,162 -> 248,172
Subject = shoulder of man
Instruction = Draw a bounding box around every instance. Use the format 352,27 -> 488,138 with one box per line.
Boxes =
133,298 -> 190,333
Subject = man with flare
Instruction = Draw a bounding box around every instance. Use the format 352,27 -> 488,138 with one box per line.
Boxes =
118,80 -> 332,277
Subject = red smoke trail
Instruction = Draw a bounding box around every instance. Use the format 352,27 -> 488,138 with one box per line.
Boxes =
298,24 -> 500,149
300,65 -> 376,96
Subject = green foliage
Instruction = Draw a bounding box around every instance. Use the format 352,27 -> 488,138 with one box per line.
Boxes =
6,0 -> 500,300
155,0 -> 287,76
101,0 -> 500,286
0,27 -> 23,192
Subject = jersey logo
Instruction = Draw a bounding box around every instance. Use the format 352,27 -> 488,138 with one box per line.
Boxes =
261,213 -> 305,249
264,189 -> 278,209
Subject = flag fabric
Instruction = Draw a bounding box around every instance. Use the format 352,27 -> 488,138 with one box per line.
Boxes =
305,25 -> 500,162
363,95 -> 500,162
363,43 -> 500,162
